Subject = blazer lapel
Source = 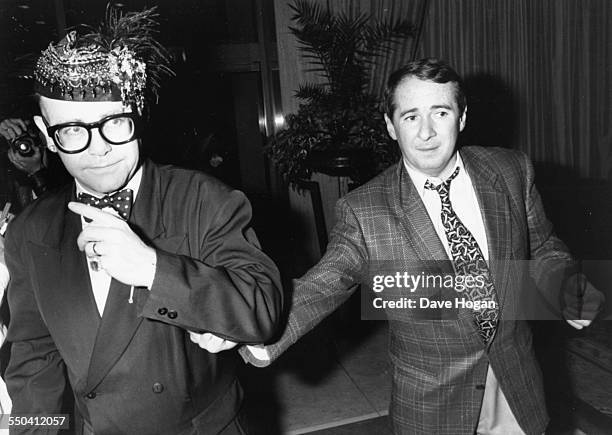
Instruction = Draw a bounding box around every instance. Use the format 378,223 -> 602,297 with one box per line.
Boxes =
85,278 -> 144,391
460,149 -> 513,311
31,187 -> 100,385
129,160 -> 165,242
392,163 -> 451,264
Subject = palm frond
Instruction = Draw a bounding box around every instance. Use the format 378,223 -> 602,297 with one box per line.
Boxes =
287,0 -> 414,95
295,83 -> 329,102
289,0 -> 333,29
362,19 -> 415,56
267,1 -> 413,184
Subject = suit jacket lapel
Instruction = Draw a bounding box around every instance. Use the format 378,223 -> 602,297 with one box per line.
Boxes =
460,148 -> 513,311
31,186 -> 100,386
392,163 -> 451,264
85,278 -> 144,391
85,161 -> 170,392
129,160 -> 165,242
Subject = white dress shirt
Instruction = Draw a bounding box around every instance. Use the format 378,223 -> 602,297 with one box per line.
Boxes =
405,152 -> 525,434
76,167 -> 143,316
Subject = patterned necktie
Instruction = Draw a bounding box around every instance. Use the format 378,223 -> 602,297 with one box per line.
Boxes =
424,167 -> 499,343
77,188 -> 134,221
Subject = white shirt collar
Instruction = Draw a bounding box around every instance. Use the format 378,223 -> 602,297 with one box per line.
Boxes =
403,152 -> 466,198
75,164 -> 143,201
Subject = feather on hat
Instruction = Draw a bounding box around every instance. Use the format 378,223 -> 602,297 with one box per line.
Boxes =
34,4 -> 173,113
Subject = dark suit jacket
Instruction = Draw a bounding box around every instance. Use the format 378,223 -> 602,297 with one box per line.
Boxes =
4,160 -> 282,435
249,146 -> 577,435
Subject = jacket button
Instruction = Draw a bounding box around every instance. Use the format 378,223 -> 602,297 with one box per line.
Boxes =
158,307 -> 168,315
167,310 -> 178,319
152,382 -> 164,394
475,384 -> 486,390
86,391 -> 97,399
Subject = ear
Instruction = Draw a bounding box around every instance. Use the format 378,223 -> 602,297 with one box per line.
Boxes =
384,113 -> 398,141
33,115 -> 57,153
458,106 -> 467,132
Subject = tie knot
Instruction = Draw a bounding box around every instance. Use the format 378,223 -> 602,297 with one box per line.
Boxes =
78,188 -> 134,220
424,166 -> 460,194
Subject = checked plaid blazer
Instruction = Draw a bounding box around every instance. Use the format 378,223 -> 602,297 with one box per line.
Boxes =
245,146 -> 579,434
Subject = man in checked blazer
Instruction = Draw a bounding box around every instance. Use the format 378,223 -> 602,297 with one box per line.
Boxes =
203,58 -> 603,434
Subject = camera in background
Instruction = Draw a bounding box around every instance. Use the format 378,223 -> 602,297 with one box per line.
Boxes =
10,132 -> 39,157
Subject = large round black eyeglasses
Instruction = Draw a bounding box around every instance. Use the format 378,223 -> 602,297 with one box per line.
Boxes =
43,112 -> 141,154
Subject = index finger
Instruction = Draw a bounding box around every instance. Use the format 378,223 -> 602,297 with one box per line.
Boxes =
68,201 -> 123,224
3,120 -> 25,138
0,126 -> 16,141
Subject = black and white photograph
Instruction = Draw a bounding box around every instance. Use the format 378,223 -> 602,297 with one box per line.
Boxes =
0,0 -> 610,434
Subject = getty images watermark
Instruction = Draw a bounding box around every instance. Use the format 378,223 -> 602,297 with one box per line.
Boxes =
371,271 -> 492,310
360,260 -> 606,321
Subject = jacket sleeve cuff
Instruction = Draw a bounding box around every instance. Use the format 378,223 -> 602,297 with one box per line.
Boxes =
139,249 -> 192,328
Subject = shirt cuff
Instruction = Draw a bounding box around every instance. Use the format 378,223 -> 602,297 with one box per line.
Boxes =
246,345 -> 270,360
144,249 -> 157,290
238,344 -> 272,367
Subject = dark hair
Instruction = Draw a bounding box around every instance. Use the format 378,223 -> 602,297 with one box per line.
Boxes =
383,58 -> 466,117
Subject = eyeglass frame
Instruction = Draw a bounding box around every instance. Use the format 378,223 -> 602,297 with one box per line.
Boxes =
42,112 -> 142,154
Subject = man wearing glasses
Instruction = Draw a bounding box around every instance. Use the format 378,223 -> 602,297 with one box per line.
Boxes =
3,7 -> 282,435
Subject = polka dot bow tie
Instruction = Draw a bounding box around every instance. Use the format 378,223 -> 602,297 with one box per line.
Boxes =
77,188 -> 134,221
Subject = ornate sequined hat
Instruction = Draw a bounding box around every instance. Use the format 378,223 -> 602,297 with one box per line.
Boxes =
34,4 -> 172,113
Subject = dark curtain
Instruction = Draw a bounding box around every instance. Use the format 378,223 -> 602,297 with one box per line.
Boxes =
413,0 -> 611,179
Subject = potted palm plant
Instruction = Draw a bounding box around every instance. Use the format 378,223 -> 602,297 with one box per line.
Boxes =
267,0 -> 414,184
